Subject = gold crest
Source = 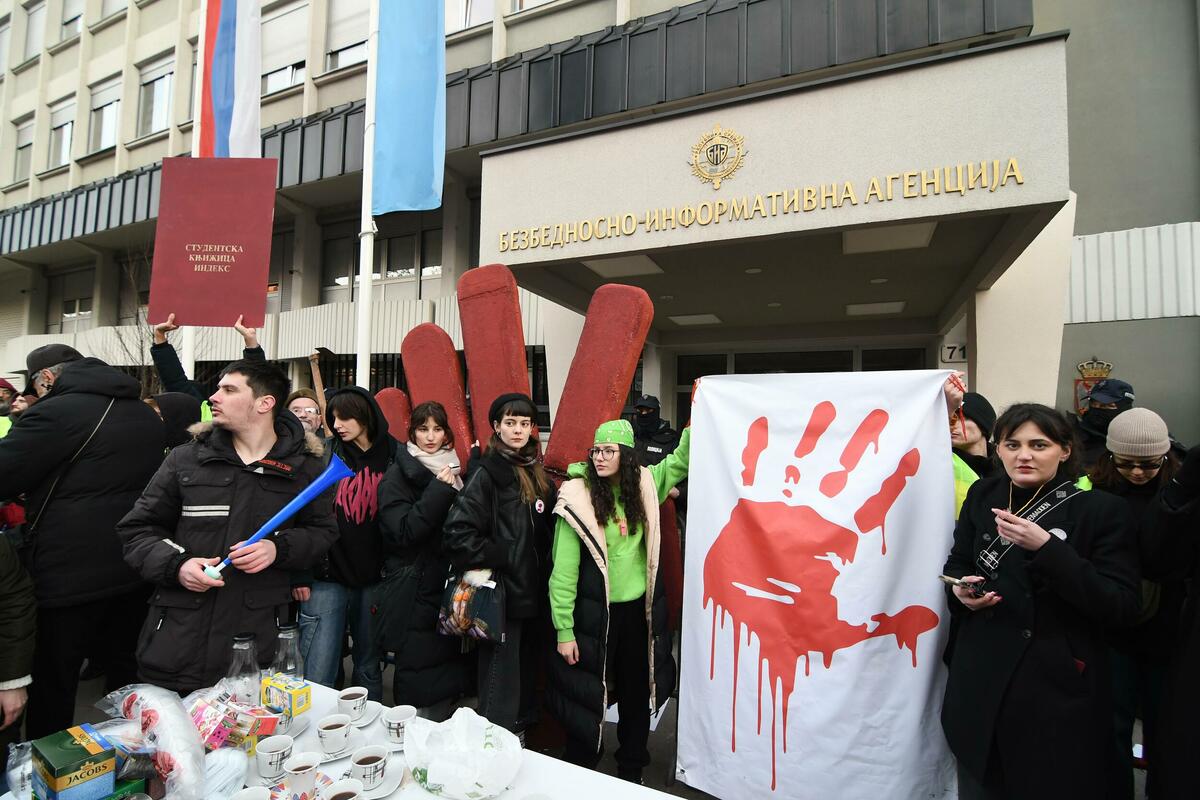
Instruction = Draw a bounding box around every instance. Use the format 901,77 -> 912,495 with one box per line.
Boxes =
1076,357 -> 1113,380
690,124 -> 745,189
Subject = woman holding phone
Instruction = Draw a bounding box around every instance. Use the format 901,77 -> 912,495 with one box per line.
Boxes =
941,403 -> 1140,800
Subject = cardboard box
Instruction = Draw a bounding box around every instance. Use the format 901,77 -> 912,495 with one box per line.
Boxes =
105,778 -> 146,800
261,674 -> 310,718
32,725 -> 116,800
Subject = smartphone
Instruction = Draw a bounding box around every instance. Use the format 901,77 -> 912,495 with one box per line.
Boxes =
939,574 -> 986,597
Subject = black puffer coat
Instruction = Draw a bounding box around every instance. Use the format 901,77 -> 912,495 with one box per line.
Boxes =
442,449 -> 556,619
374,446 -> 472,707
117,414 -> 339,693
0,358 -> 164,607
547,471 -> 675,752
0,534 -> 35,683
942,472 -> 1140,798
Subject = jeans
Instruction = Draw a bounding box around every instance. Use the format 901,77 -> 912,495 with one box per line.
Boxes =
299,580 -> 382,701
477,617 -> 533,734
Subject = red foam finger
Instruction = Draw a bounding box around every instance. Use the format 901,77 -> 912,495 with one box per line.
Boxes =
457,264 -> 530,445
374,388 -> 411,443
543,284 -> 653,475
401,323 -> 474,473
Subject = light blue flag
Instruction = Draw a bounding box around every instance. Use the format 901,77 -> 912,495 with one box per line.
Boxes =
373,0 -> 445,214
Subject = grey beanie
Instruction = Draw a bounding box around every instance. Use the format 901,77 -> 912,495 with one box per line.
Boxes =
1106,408 -> 1170,458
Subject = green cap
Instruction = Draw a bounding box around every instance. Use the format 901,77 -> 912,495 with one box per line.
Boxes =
593,419 -> 635,449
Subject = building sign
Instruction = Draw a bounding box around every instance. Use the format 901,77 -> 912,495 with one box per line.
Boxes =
479,37 -> 1070,266
497,156 -> 1025,254
691,124 -> 746,189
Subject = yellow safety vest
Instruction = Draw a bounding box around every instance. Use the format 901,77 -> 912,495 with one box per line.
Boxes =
952,453 -> 980,519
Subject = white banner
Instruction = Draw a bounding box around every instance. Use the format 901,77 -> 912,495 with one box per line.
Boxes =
677,371 -> 957,798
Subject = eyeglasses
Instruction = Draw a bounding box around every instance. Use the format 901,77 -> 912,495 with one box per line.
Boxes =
589,447 -> 620,461
291,407 -> 320,416
1111,455 -> 1166,472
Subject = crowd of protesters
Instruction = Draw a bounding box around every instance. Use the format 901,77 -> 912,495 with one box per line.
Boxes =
0,322 -> 1196,798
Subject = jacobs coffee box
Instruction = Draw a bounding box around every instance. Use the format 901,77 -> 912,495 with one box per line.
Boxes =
32,724 -> 116,800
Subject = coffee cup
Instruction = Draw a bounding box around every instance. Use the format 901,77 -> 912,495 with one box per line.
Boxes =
382,704 -> 416,748
282,751 -> 321,799
317,713 -> 352,754
350,745 -> 388,791
337,687 -> 368,720
231,789 -> 271,800
255,734 -> 293,780
324,778 -> 364,800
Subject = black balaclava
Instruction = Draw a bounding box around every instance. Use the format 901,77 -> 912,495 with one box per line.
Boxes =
635,407 -> 661,436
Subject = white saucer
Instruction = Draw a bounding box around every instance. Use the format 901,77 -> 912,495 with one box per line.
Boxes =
361,761 -> 404,800
316,728 -> 367,764
277,714 -> 310,738
351,701 -> 382,728
381,737 -> 404,754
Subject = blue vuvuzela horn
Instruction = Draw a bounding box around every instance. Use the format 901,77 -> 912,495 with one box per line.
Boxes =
202,454 -> 353,580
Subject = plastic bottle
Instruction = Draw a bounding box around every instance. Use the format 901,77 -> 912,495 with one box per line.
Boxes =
225,632 -> 260,704
268,623 -> 304,680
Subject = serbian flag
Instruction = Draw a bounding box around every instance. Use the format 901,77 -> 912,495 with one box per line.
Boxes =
195,0 -> 261,158
372,1 -> 445,213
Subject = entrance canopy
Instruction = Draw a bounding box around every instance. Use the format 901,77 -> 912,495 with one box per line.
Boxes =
479,34 -> 1070,342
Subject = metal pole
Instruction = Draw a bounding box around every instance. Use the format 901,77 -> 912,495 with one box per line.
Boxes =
353,0 -> 380,389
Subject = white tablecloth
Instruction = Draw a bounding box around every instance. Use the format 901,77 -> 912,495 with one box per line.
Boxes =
262,683 -> 674,799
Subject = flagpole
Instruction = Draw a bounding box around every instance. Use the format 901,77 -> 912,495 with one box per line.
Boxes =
353,0 -> 380,390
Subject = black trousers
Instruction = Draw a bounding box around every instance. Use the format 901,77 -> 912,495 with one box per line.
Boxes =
565,597 -> 652,777
25,586 -> 149,739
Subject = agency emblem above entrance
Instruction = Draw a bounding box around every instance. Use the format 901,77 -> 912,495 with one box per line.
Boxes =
690,124 -> 745,189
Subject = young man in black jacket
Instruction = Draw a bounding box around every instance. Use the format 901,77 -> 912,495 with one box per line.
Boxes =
118,360 -> 339,694
0,344 -> 164,737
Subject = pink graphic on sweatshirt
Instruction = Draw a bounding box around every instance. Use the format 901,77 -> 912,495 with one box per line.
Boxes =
334,468 -> 383,524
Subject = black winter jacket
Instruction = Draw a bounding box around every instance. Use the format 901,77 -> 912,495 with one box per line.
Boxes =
374,446 -> 472,706
442,449 -> 556,618
941,473 -> 1140,797
117,413 -> 338,693
0,535 -> 35,683
1140,473 -> 1200,800
0,358 -> 164,607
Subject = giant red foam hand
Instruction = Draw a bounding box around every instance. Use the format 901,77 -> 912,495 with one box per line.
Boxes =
704,401 -> 939,788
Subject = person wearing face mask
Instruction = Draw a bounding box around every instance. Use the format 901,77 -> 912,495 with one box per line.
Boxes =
374,401 -> 473,719
443,393 -> 557,738
941,403 -> 1140,800
1074,379 -> 1136,471
631,396 -> 680,467
1087,408 -> 1182,798
548,418 -> 690,785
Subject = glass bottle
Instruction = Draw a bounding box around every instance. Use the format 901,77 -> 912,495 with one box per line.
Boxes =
269,623 -> 304,680
225,632 -> 260,704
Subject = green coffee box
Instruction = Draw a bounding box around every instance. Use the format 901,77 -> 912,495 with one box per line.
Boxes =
105,778 -> 147,799
32,724 -> 116,800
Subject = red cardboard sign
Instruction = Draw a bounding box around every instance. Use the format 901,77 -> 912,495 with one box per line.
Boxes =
148,157 -> 278,327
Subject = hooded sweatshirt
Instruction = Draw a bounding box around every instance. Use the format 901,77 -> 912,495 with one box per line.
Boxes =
153,391 -> 203,449
322,387 -> 397,587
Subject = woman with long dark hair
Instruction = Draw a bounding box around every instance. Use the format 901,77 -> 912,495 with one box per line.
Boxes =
374,401 -> 473,719
547,418 -> 690,784
941,403 -> 1139,800
442,393 -> 556,737
1087,408 -> 1182,797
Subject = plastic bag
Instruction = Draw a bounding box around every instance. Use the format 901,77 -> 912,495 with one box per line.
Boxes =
5,741 -> 32,800
203,748 -> 249,800
89,717 -> 158,780
185,683 -> 283,751
405,708 -> 522,800
99,684 -> 205,800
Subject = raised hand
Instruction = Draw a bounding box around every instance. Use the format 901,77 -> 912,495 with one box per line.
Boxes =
152,313 -> 179,344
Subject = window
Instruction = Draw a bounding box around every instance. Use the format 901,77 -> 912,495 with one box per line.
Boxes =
23,1 -> 45,60
262,1 -> 308,93
89,78 -> 120,151
137,56 -> 173,136
0,19 -> 11,72
445,0 -> 493,33
47,98 -> 74,167
12,118 -> 32,181
100,0 -> 127,18
187,44 -> 196,120
45,269 -> 95,334
420,228 -> 442,299
326,0 -> 367,70
60,0 -> 82,40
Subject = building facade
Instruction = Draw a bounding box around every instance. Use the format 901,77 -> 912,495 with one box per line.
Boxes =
0,0 -> 1195,440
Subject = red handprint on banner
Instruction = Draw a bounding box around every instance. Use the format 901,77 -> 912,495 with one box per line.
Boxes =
704,401 -> 940,789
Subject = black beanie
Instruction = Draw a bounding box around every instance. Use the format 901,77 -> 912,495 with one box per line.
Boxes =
488,392 -> 536,425
961,392 -> 997,438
